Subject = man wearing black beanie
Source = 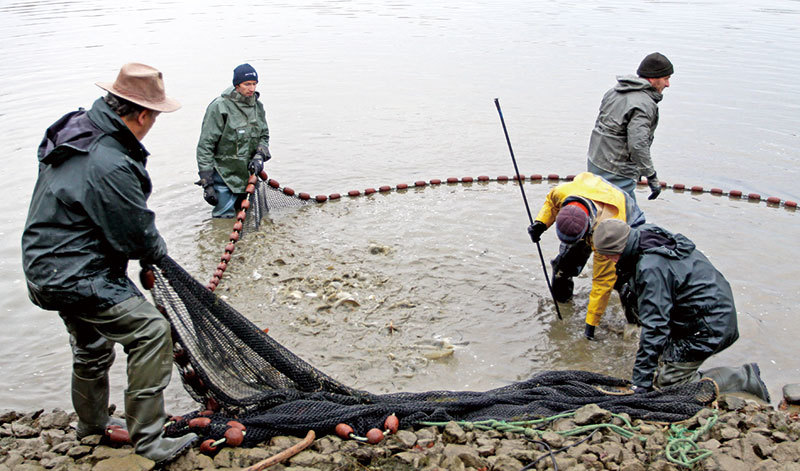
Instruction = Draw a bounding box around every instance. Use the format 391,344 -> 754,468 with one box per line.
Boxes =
587,52 -> 673,203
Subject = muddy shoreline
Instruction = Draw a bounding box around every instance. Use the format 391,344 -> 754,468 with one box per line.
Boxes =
2,395 -> 799,471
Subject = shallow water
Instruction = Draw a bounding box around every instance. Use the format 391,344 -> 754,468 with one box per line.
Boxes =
0,0 -> 798,413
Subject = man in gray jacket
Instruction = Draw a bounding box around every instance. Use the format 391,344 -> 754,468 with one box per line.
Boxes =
587,52 -> 673,202
592,219 -> 770,402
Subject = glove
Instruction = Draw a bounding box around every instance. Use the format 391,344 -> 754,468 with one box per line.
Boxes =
631,385 -> 652,394
195,170 -> 218,206
619,282 -> 640,326
527,221 -> 547,243
248,155 -> 264,176
647,173 -> 661,200
255,145 -> 272,162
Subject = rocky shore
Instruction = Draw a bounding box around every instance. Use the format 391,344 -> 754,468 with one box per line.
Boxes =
2,396 -> 800,471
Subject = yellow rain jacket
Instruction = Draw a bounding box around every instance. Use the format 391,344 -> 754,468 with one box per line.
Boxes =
534,172 -> 631,327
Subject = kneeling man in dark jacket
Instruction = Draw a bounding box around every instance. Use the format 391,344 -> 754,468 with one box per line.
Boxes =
592,219 -> 770,401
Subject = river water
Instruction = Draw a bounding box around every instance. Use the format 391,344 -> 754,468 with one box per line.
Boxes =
0,0 -> 798,413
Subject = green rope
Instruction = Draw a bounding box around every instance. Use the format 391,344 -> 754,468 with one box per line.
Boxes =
419,410 -> 643,442
664,410 -> 718,467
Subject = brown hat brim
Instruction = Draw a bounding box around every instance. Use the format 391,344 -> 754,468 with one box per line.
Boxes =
96,82 -> 181,113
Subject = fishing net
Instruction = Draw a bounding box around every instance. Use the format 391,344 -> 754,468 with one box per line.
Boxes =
150,255 -> 717,447
242,179 -> 309,234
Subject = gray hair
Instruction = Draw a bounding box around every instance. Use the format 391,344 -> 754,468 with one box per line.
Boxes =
103,93 -> 146,118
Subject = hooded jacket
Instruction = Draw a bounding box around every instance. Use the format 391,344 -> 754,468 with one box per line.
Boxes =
196,86 -> 270,193
587,76 -> 662,181
21,97 -> 166,313
534,172 -> 645,326
617,224 -> 739,389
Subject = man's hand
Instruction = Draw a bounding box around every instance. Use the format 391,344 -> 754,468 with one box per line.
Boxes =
527,221 -> 547,243
647,173 -> 661,200
248,155 -> 264,175
195,170 -> 218,206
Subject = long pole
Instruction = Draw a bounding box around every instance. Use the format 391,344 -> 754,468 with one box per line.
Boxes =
494,98 -> 562,320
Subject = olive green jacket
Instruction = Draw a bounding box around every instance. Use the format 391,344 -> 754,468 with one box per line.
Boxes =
196,86 -> 269,193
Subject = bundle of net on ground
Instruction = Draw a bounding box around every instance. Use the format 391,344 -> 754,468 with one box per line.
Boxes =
149,255 -> 717,448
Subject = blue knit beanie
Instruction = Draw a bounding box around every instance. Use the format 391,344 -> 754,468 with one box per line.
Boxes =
233,63 -> 258,86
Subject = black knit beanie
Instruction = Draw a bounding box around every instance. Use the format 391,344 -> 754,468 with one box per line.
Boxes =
637,52 -> 673,78
233,63 -> 258,86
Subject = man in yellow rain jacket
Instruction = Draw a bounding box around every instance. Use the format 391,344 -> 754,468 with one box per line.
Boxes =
527,172 -> 645,339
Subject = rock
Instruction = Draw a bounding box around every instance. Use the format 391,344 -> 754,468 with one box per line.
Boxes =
619,459 -> 647,471
772,440 -> 800,462
37,410 -> 71,430
393,451 -> 421,467
540,431 -> 564,449
488,454 -> 524,471
442,443 -> 485,469
0,410 -> 20,424
393,430 -> 417,449
12,422 -> 40,438
551,418 -> 577,432
40,454 -> 72,469
442,421 -> 466,444
574,404 -> 612,425
92,454 -> 154,471
66,445 -> 92,458
707,454 -> 750,471
783,384 -> 800,403
90,445 -> 133,461
719,395 -> 747,411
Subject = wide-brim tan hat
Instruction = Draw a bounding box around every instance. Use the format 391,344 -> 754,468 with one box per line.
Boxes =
96,63 -> 181,113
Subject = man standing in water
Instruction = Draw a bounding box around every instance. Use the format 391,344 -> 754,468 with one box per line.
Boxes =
196,63 -> 271,218
587,52 -> 673,202
527,172 -> 645,340
21,63 -> 197,463
592,219 -> 770,401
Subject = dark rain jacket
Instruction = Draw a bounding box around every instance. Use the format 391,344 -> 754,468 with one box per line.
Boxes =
196,87 -> 270,193
587,76 -> 662,181
21,98 -> 166,313
617,224 -> 739,389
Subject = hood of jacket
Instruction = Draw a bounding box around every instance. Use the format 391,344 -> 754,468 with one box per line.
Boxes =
614,75 -> 663,103
38,97 -> 149,167
221,86 -> 260,106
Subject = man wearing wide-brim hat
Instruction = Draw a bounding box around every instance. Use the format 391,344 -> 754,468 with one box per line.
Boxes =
21,63 -> 197,463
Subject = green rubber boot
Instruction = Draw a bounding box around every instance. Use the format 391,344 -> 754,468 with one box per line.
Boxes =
72,373 -> 126,439
701,363 -> 771,403
125,391 -> 196,464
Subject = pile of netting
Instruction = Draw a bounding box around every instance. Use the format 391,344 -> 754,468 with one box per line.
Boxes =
149,255 -> 718,449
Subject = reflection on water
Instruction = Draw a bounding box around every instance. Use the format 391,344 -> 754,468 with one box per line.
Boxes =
0,0 -> 798,413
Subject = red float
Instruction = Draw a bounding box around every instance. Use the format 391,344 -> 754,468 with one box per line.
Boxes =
446,177 -> 459,183
329,193 -> 341,200
379,186 -> 392,192
366,428 -> 384,444
225,243 -> 235,253
233,221 -> 243,232
200,439 -> 218,454
245,184 -> 255,194
673,183 -> 685,190
227,421 -> 246,431
268,179 -> 280,188
236,210 -> 247,221
396,183 -> 408,190
315,195 -> 328,202
365,188 -> 377,194
497,175 -> 509,181
530,174 -> 543,180
415,181 -> 426,187
283,187 -> 295,196
335,423 -> 354,439
430,179 -> 442,185
240,199 -> 250,209
229,232 -> 240,242
785,200 -> 798,208
477,175 -> 490,181
384,414 -> 399,434
221,253 -> 232,262
214,269 -> 223,279
189,417 -> 212,428
248,175 -> 258,185
299,192 -> 311,200
206,397 -> 220,412
259,170 -> 268,181
729,190 -> 743,197
691,186 -> 703,192
547,174 -> 559,180
710,188 -> 724,194
566,175 -> 575,181
748,193 -> 761,200
224,427 -> 245,447
461,177 -> 473,183
348,190 -> 361,197
767,196 -> 781,204
513,174 -> 525,181
139,269 -> 155,290
217,262 -> 227,271
206,284 -> 216,292
106,427 -> 130,444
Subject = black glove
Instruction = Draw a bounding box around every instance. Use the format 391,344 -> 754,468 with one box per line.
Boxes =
619,282 -> 640,326
195,170 -> 218,206
248,155 -> 264,176
527,221 -> 547,243
647,173 -> 661,200
255,145 -> 272,162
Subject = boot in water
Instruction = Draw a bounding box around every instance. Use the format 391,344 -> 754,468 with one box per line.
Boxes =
701,363 -> 771,403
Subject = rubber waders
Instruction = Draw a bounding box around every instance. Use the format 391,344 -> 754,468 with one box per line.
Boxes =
72,372 -> 126,439
125,391 -> 197,463
701,363 -> 771,403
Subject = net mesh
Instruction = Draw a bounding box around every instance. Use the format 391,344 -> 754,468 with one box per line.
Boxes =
242,180 -> 309,234
151,256 -> 717,446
